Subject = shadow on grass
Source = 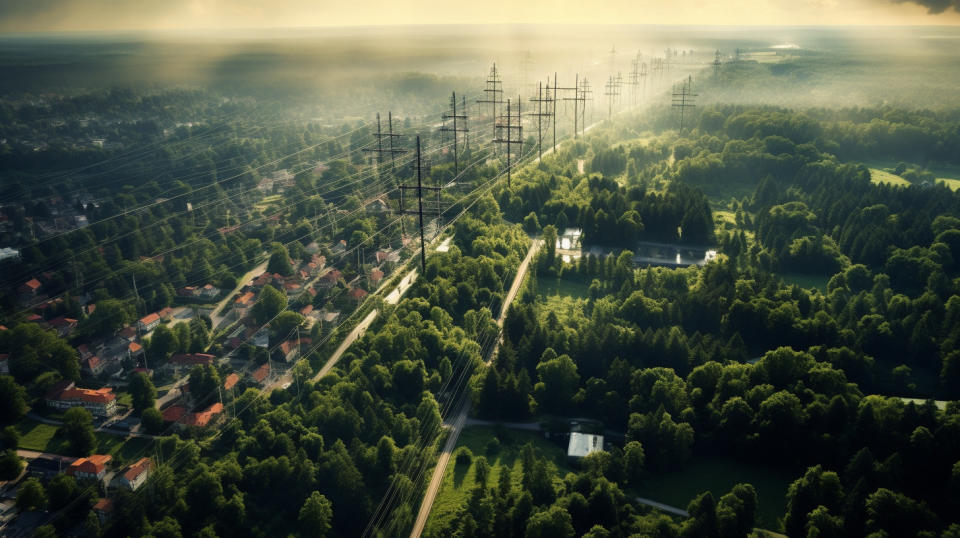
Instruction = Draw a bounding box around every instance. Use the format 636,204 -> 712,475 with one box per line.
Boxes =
453,460 -> 470,489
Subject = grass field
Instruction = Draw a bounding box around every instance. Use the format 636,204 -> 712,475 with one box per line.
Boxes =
536,277 -> 590,299
777,272 -> 831,292
869,168 -> 910,187
937,178 -> 960,191
424,426 -> 570,536
16,418 -> 152,463
633,456 -> 797,529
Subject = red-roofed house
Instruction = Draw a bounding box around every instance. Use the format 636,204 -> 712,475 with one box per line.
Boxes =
252,363 -> 271,385
318,269 -> 341,289
84,356 -> 105,376
128,341 -> 144,358
48,316 -> 78,337
179,403 -> 224,428
67,454 -> 111,481
47,385 -> 117,417
119,457 -> 152,491
200,284 -> 220,299
234,291 -> 255,318
300,304 -> 314,317
369,268 -> 384,286
223,373 -> 240,391
117,326 -> 137,342
18,278 -> 42,298
138,313 -> 161,332
93,498 -> 114,524
349,287 -> 369,303
157,307 -> 174,321
161,405 -> 187,423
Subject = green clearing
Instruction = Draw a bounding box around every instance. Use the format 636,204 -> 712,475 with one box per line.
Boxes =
16,418 -> 152,463
633,456 -> 797,529
937,178 -> 960,191
424,426 -> 571,537
869,168 -> 910,187
253,194 -> 283,211
536,277 -> 590,299
777,272 -> 831,292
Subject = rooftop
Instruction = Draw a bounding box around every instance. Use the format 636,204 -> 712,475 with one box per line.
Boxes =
567,432 -> 604,459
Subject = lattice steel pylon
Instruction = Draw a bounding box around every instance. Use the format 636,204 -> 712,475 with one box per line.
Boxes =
671,75 -> 698,132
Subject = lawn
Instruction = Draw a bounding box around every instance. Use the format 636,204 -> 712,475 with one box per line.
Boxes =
937,178 -> 960,191
536,277 -> 590,299
633,456 -> 797,530
869,168 -> 910,187
16,418 -> 153,463
424,426 -> 571,537
777,272 -> 831,292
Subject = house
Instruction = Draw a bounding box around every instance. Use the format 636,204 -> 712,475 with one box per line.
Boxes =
138,313 -> 160,333
47,316 -> 78,337
567,432 -> 605,461
178,286 -> 200,297
127,341 -> 144,359
369,268 -> 385,286
364,196 -> 390,213
118,326 -> 138,342
92,498 -> 114,524
26,455 -> 75,479
375,249 -> 401,264
200,284 -> 220,299
119,458 -> 152,491
321,310 -> 341,325
234,291 -> 255,318
169,353 -> 216,368
317,269 -> 342,289
66,454 -> 112,481
331,239 -> 347,256
180,403 -> 224,428
158,307 -> 174,321
47,385 -> 117,417
18,278 -> 42,298
77,344 -> 93,360
223,373 -> 240,391
84,356 -> 106,376
161,406 -> 187,423
349,288 -> 369,303
252,363 -> 271,385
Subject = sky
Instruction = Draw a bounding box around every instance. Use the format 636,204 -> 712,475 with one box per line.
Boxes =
0,0 -> 958,32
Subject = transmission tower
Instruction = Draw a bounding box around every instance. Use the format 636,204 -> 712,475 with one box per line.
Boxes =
493,97 -> 523,187
363,112 -> 405,175
529,81 -> 553,161
604,75 -> 622,119
713,50 -> 722,77
671,75 -> 698,132
561,73 -> 588,138
476,63 -> 504,149
440,91 -> 468,175
552,72 -> 576,150
397,136 -> 443,272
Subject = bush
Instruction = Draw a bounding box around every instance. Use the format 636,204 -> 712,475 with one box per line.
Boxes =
454,446 -> 473,466
486,437 -> 501,456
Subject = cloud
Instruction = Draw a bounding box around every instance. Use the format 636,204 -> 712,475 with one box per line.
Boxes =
892,0 -> 960,13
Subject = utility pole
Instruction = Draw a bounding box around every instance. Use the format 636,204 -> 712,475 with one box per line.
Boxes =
605,75 -> 616,119
580,78 -> 593,133
363,112 -> 404,173
493,97 -> 523,188
671,75 -> 698,132
440,91 -> 468,176
397,136 -> 442,272
552,72 -> 576,149
713,50 -> 722,77
561,73 -> 586,138
529,81 -> 552,161
477,63 -> 504,150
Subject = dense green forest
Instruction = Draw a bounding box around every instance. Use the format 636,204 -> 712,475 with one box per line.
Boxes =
4,51 -> 960,537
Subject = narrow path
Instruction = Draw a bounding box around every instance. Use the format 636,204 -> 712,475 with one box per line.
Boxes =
409,239 -> 539,538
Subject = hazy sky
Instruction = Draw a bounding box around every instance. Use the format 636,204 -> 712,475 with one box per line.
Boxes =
0,0 -> 958,32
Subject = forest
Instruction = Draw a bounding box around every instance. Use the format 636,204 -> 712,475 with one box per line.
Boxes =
2,38 -> 960,538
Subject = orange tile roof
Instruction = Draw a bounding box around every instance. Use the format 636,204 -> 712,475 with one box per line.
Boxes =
252,363 -> 270,383
223,373 -> 240,391
59,386 -> 115,404
122,457 -> 152,481
235,291 -> 255,305
93,498 -> 114,512
23,278 -> 42,290
349,288 -> 368,299
67,454 -> 111,476
161,406 -> 187,422
128,342 -> 143,353
180,402 -> 223,427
